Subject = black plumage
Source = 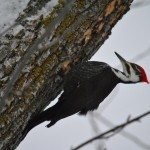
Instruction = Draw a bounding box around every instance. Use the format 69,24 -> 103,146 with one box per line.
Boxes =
23,61 -> 120,137
22,52 -> 149,137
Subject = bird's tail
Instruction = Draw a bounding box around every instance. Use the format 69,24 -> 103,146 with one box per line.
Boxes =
22,106 -> 56,139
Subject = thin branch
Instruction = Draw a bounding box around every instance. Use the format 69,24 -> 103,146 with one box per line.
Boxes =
96,114 -> 150,150
130,47 -> 150,63
131,0 -> 150,9
88,113 -> 106,150
72,110 -> 150,150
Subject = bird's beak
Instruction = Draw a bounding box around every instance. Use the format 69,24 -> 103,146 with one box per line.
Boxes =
115,52 -> 129,75
115,52 -> 127,65
115,52 -> 127,64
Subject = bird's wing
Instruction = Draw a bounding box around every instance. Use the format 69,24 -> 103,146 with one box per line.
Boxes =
63,61 -> 109,94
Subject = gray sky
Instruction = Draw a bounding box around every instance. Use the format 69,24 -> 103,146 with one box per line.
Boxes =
0,0 -> 150,150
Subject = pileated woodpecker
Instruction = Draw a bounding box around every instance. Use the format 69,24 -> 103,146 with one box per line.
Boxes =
23,52 -> 149,137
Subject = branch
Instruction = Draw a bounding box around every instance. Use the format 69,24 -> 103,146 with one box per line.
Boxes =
131,0 -> 150,9
88,113 -> 105,150
72,110 -> 150,150
98,114 -> 150,150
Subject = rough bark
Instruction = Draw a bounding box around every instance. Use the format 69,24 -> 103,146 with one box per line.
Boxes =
0,0 -> 133,149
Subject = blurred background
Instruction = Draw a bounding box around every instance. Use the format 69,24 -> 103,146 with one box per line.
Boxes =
1,0 -> 150,150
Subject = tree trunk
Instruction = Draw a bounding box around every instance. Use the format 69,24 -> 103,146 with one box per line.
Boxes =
0,0 -> 133,149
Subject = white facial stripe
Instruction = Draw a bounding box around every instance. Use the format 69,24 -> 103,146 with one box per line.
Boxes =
120,61 -> 130,76
121,61 -> 128,75
130,65 -> 140,82
112,69 -> 128,81
112,68 -> 140,82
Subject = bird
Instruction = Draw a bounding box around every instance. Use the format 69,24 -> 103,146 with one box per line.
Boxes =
22,52 -> 149,137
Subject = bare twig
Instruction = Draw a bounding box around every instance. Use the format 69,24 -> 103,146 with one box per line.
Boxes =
96,114 -> 150,150
130,47 -> 150,62
72,110 -> 150,150
132,0 -> 150,9
88,113 -> 106,150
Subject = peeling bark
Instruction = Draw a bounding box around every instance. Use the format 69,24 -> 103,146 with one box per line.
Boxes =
0,0 -> 133,149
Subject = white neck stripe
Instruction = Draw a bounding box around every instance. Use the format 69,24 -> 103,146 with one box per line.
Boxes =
111,68 -> 139,82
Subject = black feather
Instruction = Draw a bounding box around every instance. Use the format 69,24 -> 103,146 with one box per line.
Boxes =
22,61 -> 120,137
